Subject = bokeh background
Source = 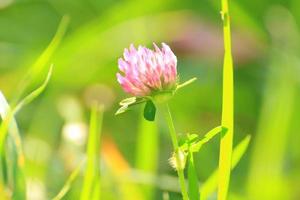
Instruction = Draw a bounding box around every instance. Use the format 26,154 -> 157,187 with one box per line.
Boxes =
0,0 -> 300,199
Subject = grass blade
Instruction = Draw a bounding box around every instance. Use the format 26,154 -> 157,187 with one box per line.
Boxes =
52,159 -> 85,200
218,0 -> 234,199
13,15 -> 69,102
0,92 -> 26,199
14,65 -> 53,114
80,104 -> 103,200
0,66 -> 53,152
0,66 -> 52,199
200,135 -> 251,200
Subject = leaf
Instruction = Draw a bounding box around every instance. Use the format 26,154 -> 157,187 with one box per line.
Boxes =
188,154 -> 200,200
115,97 -> 146,115
115,105 -> 129,115
143,100 -> 156,121
178,126 -> 224,153
190,126 -> 225,152
120,97 -> 137,106
200,135 -> 251,200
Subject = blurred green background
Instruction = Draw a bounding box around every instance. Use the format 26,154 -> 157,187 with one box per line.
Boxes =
0,0 -> 300,199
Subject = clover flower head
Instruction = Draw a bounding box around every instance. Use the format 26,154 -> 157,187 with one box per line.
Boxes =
117,43 -> 178,97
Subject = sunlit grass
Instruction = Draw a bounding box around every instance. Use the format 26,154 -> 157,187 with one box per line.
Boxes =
218,0 -> 234,199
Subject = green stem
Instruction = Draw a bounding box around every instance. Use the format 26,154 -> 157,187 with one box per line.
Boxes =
218,0 -> 234,199
163,103 -> 189,200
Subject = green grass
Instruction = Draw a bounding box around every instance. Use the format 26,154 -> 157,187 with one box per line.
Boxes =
201,135 -> 251,200
218,0 -> 234,199
0,66 -> 53,199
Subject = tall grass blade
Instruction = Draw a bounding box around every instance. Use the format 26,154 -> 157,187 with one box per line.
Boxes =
200,135 -> 251,200
80,105 -> 103,200
218,0 -> 234,199
0,93 -> 26,199
0,66 -> 52,199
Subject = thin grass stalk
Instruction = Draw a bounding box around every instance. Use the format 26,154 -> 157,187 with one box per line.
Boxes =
163,103 -> 189,200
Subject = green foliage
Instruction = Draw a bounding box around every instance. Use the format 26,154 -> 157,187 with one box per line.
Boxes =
0,66 -> 53,199
0,1 -> 299,200
200,135 -> 251,200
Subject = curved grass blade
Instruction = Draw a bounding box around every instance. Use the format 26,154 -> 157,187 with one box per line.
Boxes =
0,65 -> 53,153
200,135 -> 251,200
13,15 -> 69,102
52,159 -> 85,200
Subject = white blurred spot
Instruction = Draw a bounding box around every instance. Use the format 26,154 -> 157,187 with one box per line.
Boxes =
26,178 -> 46,200
0,0 -> 13,9
62,122 -> 87,146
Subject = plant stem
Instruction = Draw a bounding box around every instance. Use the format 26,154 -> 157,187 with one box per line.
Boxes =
163,103 -> 189,200
218,0 -> 234,199
80,104 -> 103,200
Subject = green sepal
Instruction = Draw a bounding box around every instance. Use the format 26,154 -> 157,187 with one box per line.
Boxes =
143,100 -> 156,121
